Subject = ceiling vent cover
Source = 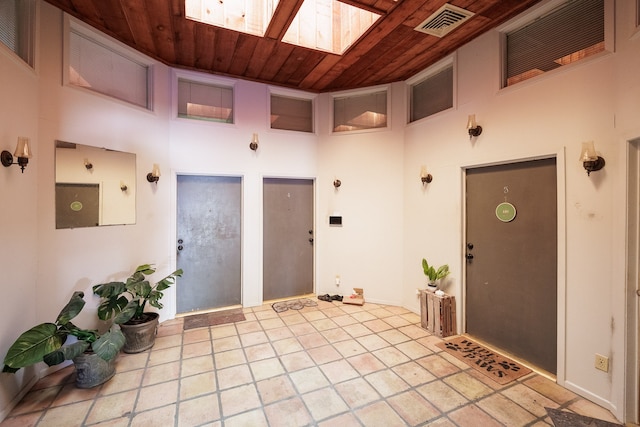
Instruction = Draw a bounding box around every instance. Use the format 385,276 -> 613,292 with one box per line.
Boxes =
415,3 -> 475,38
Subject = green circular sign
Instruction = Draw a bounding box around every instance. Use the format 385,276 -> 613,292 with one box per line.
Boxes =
496,202 -> 516,222
70,201 -> 83,212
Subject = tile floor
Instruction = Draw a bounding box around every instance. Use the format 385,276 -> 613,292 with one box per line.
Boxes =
0,299 -> 624,427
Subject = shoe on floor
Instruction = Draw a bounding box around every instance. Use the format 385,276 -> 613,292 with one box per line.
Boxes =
318,294 -> 331,301
330,295 -> 343,301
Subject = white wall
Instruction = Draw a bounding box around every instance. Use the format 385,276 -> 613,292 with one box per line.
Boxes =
1,0 -> 638,423
399,1 -> 640,422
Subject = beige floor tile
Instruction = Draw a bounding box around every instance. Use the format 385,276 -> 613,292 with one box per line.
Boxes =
182,340 -> 213,359
289,366 -> 330,393
302,387 -> 349,421
350,311 -> 378,322
354,401 -> 406,427
281,313 -> 307,326
334,339 -> 368,358
223,408 -> 268,427
279,351 -> 316,372
398,324 -> 430,339
256,375 -> 297,404
362,319 -> 394,333
219,384 -> 261,417
250,358 -> 285,381
258,317 -> 285,330
288,322 -> 318,336
214,349 -> 246,369
331,314 -> 359,327
342,323 -> 375,338
316,412 -> 363,427
368,308 -> 396,318
153,334 -> 183,350
183,328 -> 211,344
179,371 -> 216,399
477,393 -> 537,426
240,331 -> 269,347
297,332 -> 329,349
235,320 -> 263,334
0,411 -> 41,427
115,352 -> 148,372
181,355 -> 214,377
50,382 -> 99,407
310,318 -> 339,331
372,346 -> 411,367
254,309 -> 279,320
387,390 -> 441,425
382,315 -> 412,328
264,326 -> 293,341
209,324 -> 238,339
135,380 -> 179,412
216,364 -> 253,390
212,335 -> 241,352
320,359 -> 360,384
244,342 -> 276,362
524,375 -> 578,404
320,327 -> 353,343
568,398 -> 622,423
417,354 -> 461,377
347,353 -> 386,375
177,393 -> 220,427
31,366 -> 74,390
307,344 -> 342,364
443,372 -> 494,400
392,361 -> 436,387
37,400 -> 92,427
416,380 -> 469,412
157,322 -> 183,338
502,383 -> 560,417
85,390 -> 137,424
130,404 -> 176,427
377,329 -> 412,345
395,340 -> 432,359
141,361 -> 181,386
365,369 -> 410,397
301,310 -> 327,322
357,334 -> 391,351
148,346 -> 181,366
271,337 -> 304,355
264,397 -> 313,426
334,377 -> 381,408
9,386 -> 62,416
448,403 -> 504,427
100,369 -> 144,396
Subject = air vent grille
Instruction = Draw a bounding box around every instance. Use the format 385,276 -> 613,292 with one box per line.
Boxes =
415,3 -> 474,38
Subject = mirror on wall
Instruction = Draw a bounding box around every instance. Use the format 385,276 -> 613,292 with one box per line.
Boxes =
55,140 -> 136,229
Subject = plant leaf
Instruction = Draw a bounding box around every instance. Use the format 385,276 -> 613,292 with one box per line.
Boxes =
43,341 -> 89,366
92,281 -> 126,298
56,291 -> 86,325
114,300 -> 139,324
92,326 -> 125,361
3,323 -> 66,370
96,295 -> 128,321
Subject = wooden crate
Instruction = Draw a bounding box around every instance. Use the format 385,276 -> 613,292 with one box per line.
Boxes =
419,291 -> 457,338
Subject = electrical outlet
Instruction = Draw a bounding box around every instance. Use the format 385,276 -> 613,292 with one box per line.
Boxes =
335,275 -> 340,286
595,354 -> 609,372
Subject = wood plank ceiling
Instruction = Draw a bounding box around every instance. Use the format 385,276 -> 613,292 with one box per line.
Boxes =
44,0 -> 544,92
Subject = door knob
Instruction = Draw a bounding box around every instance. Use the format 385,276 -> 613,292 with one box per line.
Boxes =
466,253 -> 474,260
309,238 -> 314,243
177,245 -> 184,251
467,243 -> 474,250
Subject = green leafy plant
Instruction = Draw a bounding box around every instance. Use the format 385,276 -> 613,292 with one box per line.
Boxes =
422,259 -> 450,283
3,291 -> 124,373
93,264 -> 183,325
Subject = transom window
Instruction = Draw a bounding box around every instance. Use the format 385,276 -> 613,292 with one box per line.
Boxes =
0,0 -> 35,67
504,0 -> 606,87
177,78 -> 234,123
408,61 -> 454,123
270,93 -> 314,133
333,89 -> 387,132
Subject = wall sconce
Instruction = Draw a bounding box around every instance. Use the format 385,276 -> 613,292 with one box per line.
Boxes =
249,133 -> 259,151
333,179 -> 341,188
146,163 -> 160,183
84,158 -> 93,170
467,114 -> 482,139
120,181 -> 128,192
420,166 -> 433,185
1,137 -> 32,173
579,141 -> 605,176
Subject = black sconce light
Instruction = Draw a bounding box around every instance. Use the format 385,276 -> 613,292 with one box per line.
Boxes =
84,158 -> 93,170
120,181 -> 128,192
1,137 -> 32,173
250,133 -> 259,151
579,141 -> 605,176
467,114 -> 482,139
147,163 -> 160,183
333,179 -> 341,188
420,166 -> 432,185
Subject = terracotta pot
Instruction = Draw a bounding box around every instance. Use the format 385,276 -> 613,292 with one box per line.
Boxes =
120,312 -> 159,353
73,352 -> 116,388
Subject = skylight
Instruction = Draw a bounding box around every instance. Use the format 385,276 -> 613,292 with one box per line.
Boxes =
185,0 -> 380,55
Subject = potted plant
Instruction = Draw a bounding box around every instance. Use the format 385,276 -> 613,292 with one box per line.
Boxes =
92,264 -> 183,353
2,291 -> 125,388
422,258 -> 450,292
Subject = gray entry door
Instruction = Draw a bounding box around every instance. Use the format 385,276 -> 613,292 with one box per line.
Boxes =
465,158 -> 557,374
263,178 -> 314,301
176,175 -> 242,313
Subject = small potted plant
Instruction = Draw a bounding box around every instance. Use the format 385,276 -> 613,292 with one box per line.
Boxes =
92,264 -> 183,353
2,291 -> 125,388
422,258 -> 450,292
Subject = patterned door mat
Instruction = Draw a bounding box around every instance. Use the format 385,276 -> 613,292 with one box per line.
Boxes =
436,336 -> 532,385
271,298 -> 318,313
183,308 -> 246,330
546,408 -> 622,427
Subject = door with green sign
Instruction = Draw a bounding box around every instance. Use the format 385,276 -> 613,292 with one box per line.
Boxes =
465,158 -> 557,374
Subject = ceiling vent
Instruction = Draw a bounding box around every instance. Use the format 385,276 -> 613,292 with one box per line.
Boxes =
414,3 -> 475,38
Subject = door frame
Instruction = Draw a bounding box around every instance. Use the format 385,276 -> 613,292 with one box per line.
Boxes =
625,138 -> 640,423
460,150 -> 567,385
261,174 -> 317,301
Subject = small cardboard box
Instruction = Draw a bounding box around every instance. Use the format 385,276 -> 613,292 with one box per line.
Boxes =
343,288 -> 364,306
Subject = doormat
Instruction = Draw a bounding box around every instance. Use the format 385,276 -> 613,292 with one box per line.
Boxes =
272,298 -> 317,313
436,336 -> 532,385
183,308 -> 246,330
545,408 -> 622,427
